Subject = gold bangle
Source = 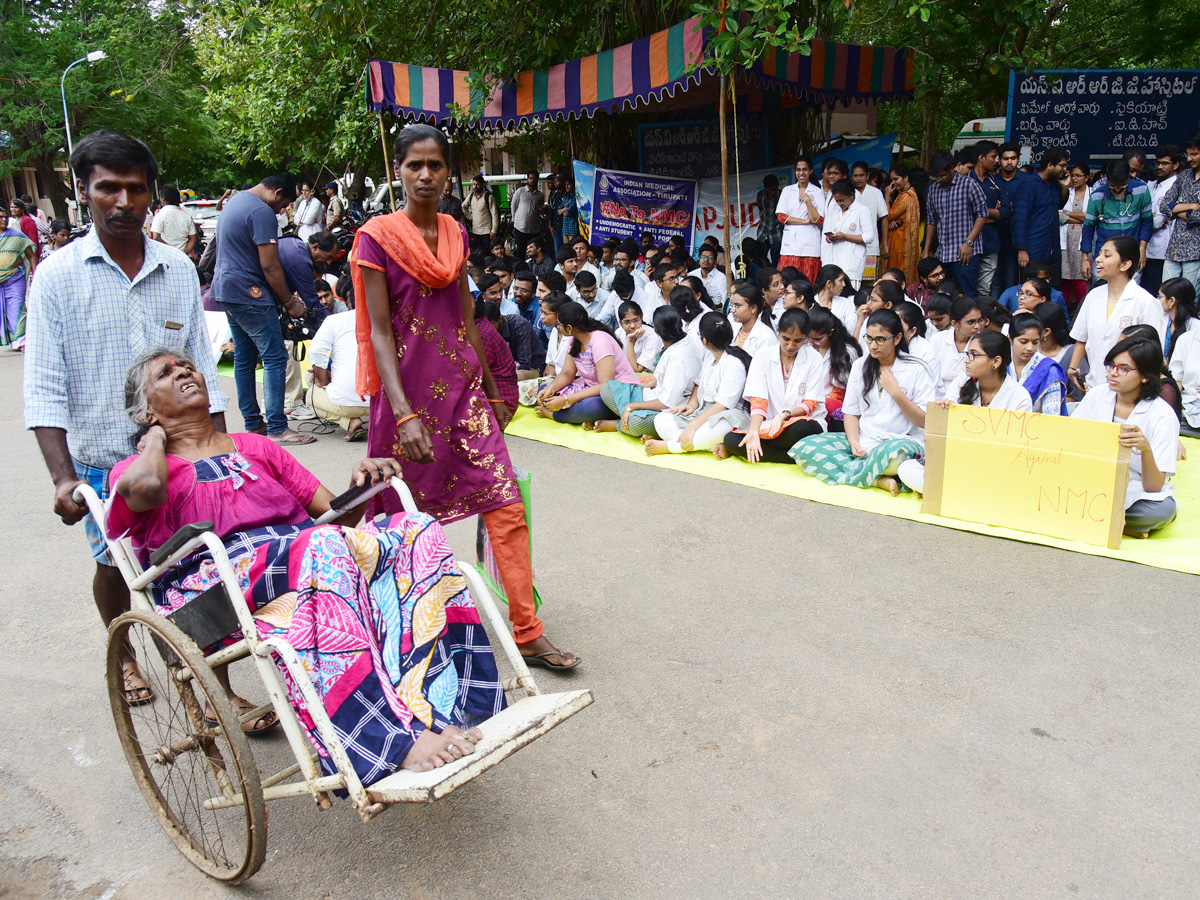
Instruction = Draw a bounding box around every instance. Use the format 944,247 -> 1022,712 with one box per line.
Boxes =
396,413 -> 420,427
486,398 -> 506,404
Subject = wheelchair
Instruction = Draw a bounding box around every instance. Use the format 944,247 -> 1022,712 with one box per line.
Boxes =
73,477 -> 592,883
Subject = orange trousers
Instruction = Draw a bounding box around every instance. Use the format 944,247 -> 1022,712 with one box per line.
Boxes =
480,501 -> 544,646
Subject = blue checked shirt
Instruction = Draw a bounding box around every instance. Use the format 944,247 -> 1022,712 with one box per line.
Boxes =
23,228 -> 228,470
926,172 -> 989,258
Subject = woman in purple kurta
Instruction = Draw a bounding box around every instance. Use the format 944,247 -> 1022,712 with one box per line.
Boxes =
351,123 -> 578,669
357,228 -> 521,523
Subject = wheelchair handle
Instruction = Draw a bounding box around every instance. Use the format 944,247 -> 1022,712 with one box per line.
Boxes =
312,476 -> 417,527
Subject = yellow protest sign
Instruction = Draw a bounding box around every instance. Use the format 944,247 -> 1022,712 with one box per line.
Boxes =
921,404 -> 1131,549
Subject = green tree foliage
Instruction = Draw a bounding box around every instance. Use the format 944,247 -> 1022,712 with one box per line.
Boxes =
193,0 -> 701,184
0,0 -> 223,215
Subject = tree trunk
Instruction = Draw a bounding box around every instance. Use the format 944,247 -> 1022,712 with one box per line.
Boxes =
344,163 -> 370,203
920,83 -> 940,168
31,152 -> 72,221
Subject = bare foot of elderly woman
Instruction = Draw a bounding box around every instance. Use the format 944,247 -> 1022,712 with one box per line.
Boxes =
401,725 -> 483,772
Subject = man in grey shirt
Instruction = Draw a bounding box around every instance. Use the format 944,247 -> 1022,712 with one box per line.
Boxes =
509,171 -> 547,259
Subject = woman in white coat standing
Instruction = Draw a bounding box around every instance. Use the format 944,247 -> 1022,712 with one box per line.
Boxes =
1068,235 -> 1167,394
1073,335 -> 1179,538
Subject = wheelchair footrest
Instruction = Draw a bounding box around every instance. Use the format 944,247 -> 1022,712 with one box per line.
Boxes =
365,689 -> 593,805
166,583 -> 241,650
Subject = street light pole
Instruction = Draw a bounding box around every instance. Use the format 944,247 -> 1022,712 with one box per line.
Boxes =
60,49 -> 108,224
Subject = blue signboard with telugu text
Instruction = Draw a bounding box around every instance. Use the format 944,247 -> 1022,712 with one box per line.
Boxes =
1006,69 -> 1200,165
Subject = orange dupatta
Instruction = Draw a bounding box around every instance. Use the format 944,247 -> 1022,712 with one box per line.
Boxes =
349,211 -> 467,397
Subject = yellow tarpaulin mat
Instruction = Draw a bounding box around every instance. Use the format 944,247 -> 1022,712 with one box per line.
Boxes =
506,407 -> 1200,576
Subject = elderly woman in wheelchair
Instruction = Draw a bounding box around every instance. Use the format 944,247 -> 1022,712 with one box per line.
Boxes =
107,348 -> 505,780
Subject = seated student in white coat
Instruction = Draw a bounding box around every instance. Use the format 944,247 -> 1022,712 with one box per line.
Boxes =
640,262 -> 678,319
821,179 -> 876,289
929,295 -> 985,395
594,306 -> 700,438
1068,235 -> 1168,394
647,313 -> 753,457
806,306 -> 861,433
616,297 -> 664,375
853,279 -> 905,346
895,300 -> 944,399
756,267 -> 786,320
540,291 -> 572,376
1168,321 -> 1200,431
1073,335 -> 1180,537
728,283 -> 778,358
717,308 -> 828,463
897,331 -> 1033,494
791,309 -> 937,495
813,264 -> 858,336
1160,276 -> 1200,369
670,284 -> 706,339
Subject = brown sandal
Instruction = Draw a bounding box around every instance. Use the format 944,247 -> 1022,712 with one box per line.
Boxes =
122,661 -> 154,706
205,697 -> 279,736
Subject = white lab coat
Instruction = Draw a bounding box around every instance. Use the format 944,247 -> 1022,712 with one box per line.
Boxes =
929,327 -> 970,394
944,371 -> 1033,411
897,369 -> 1030,493
644,340 -> 701,406
815,342 -> 862,397
1073,389 -> 1179,507
843,354 -> 938,451
1069,280 -> 1167,389
1169,329 -> 1200,427
617,326 -> 663,373
733,317 -> 778,358
814,294 -> 858,337
821,199 -> 875,286
546,327 -> 570,373
777,182 -> 825,258
699,350 -> 749,409
907,334 -> 945,399
743,343 -> 829,428
857,183 -> 889,258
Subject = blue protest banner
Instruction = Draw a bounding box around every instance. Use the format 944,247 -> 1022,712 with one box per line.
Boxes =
589,167 -> 697,251
572,160 -> 596,242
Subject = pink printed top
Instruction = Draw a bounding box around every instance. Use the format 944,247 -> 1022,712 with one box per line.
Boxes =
106,432 -> 321,564
573,330 -> 639,388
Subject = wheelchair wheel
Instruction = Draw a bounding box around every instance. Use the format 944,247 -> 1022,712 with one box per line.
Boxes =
107,610 -> 266,883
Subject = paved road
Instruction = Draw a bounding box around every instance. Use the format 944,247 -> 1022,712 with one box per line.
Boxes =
2,349 -> 1199,899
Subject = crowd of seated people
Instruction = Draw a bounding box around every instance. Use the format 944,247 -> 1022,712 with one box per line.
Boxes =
496,232 -> 1185,540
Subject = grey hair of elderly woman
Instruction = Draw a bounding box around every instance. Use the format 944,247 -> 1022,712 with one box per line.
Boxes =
123,348 -> 201,437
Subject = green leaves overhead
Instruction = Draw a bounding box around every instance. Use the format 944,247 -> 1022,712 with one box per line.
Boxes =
1,0 -> 225,211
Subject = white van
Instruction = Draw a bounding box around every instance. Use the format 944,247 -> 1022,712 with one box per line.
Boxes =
951,117 -> 1007,153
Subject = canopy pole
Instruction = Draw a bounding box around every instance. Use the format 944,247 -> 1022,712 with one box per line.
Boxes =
378,111 -> 397,213
719,74 -> 731,280
568,120 -> 576,161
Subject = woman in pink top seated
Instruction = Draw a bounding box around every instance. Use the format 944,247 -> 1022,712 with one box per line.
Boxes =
106,349 -> 505,780
534,300 -> 641,424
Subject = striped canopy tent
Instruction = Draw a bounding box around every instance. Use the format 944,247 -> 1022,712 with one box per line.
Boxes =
365,17 -> 914,129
